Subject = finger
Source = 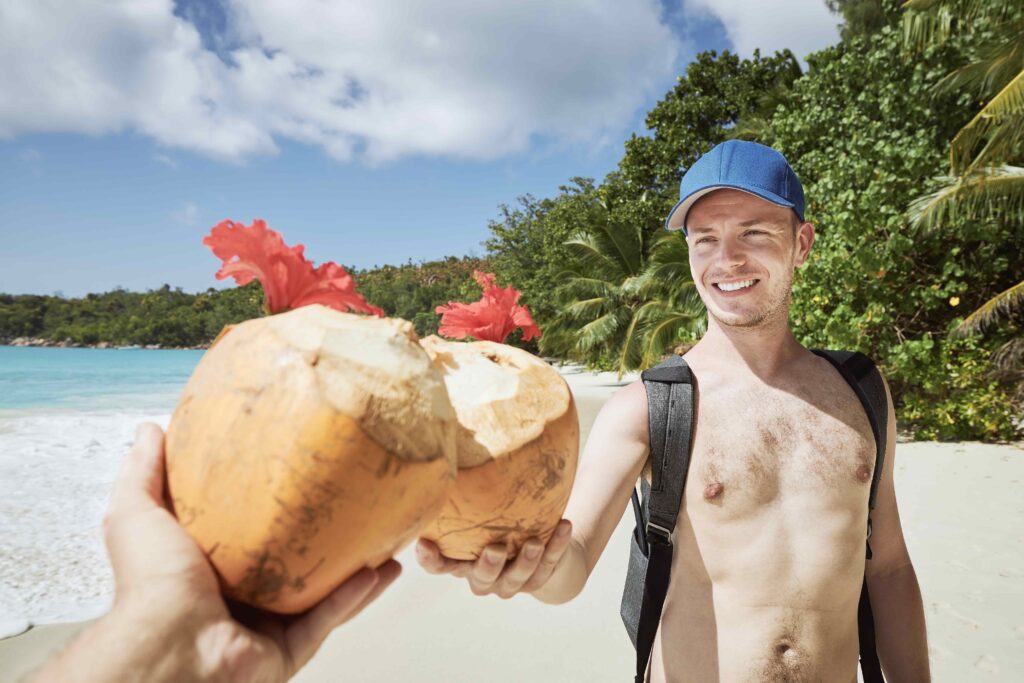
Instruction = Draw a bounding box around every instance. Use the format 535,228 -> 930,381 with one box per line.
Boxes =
493,540 -> 544,599
338,559 -> 402,623
415,539 -> 469,575
283,562 -> 397,673
106,423 -> 167,522
522,520 -> 573,593
468,545 -> 507,595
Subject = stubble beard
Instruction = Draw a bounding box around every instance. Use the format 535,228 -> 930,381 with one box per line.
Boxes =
706,268 -> 794,330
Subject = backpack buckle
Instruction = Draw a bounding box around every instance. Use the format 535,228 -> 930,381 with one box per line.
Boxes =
646,521 -> 673,547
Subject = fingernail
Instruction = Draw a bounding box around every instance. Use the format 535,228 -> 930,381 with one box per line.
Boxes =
557,523 -> 571,537
525,544 -> 541,560
484,549 -> 502,564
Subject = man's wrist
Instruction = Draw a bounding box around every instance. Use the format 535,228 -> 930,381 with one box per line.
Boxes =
101,601 -> 208,682
530,539 -> 587,605
27,601 -> 210,683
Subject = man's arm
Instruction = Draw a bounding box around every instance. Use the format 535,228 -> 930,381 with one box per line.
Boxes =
532,380 -> 651,603
418,380 -> 651,604
864,377 -> 930,682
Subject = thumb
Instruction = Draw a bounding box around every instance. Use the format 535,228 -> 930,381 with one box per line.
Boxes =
107,422 -> 167,520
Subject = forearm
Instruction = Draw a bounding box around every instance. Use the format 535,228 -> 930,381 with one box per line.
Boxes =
529,538 -> 589,605
867,562 -> 930,682
25,606 -> 206,683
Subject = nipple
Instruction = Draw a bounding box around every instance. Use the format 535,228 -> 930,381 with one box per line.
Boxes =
703,482 -> 724,500
856,464 -> 872,483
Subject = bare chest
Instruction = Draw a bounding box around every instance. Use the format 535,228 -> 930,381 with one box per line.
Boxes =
687,380 -> 875,514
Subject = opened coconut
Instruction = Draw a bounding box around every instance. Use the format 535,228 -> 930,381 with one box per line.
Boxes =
166,304 -> 458,613
417,336 -> 579,560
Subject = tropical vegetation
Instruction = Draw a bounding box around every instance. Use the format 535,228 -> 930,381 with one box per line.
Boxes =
2,0 -> 1020,440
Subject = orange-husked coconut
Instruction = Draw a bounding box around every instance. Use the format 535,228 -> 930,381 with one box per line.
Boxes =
166,304 -> 458,613
417,336 -> 579,560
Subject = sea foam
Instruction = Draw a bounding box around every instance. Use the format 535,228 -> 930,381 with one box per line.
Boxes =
0,409 -> 171,634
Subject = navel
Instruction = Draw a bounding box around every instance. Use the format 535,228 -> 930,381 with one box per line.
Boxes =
703,482 -> 724,500
855,464 -> 872,483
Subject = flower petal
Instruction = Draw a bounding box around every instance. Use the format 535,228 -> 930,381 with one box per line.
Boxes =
203,219 -> 381,316
436,271 -> 541,343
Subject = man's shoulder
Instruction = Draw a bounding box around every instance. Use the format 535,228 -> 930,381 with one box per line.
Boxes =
599,380 -> 650,443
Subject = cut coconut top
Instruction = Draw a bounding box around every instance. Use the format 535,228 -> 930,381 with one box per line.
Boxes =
419,336 -> 573,468
265,305 -> 457,466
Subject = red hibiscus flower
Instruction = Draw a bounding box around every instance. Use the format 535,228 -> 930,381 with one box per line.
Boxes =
203,219 -> 383,317
435,271 -> 541,344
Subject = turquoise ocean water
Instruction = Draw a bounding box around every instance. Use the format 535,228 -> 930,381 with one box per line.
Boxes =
0,346 -> 203,414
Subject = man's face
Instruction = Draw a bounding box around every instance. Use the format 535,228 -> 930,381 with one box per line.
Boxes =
685,189 -> 813,329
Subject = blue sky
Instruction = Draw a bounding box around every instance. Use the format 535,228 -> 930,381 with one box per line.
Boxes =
0,1 -> 839,297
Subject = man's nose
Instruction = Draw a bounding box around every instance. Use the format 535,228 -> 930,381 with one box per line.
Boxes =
717,237 -> 746,268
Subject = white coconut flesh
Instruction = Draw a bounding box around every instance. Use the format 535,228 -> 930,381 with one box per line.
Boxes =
261,304 -> 457,467
418,336 -> 572,468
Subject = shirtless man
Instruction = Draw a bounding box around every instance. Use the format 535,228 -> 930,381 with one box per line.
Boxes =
417,140 -> 929,682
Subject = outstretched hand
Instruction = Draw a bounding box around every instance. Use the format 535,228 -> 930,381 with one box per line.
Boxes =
415,520 -> 573,599
96,422 -> 401,682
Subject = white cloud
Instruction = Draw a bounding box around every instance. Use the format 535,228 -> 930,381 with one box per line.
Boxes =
172,201 -> 199,225
683,0 -> 840,61
0,0 -> 678,163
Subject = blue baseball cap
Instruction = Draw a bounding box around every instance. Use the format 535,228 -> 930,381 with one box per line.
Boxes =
665,140 -> 805,233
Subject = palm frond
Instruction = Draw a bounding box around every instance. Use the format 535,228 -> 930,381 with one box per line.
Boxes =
934,33 -> 1024,101
563,297 -> 611,321
908,165 -> 1024,230
951,69 -> 1024,172
637,302 -> 706,368
616,308 -> 647,378
554,276 -> 619,302
954,280 -> 1024,335
991,337 -> 1024,372
592,220 -> 644,276
649,230 -> 691,263
563,237 -> 627,283
901,1 -> 955,52
902,0 -> 1021,52
575,310 -> 626,351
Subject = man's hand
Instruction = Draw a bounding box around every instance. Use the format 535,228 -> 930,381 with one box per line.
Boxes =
415,521 -> 573,599
31,421 -> 401,683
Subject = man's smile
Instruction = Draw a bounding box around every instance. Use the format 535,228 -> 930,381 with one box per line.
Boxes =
712,278 -> 760,294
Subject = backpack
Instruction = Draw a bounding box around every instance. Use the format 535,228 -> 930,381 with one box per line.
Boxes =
619,350 -> 888,683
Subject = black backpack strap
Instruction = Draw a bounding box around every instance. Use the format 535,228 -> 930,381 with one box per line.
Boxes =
812,349 -> 888,683
632,356 -> 695,683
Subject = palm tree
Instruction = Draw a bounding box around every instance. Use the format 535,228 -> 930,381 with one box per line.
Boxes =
543,200 -> 704,378
903,0 -> 1023,379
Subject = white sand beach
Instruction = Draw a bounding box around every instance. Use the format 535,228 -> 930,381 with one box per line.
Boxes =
1,367 -> 1022,682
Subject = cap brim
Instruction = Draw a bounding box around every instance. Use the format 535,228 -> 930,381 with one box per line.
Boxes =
665,185 -> 796,232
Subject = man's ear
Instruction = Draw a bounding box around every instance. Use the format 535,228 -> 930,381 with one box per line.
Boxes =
794,222 -> 815,266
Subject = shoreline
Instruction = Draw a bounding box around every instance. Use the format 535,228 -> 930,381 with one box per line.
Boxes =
1,337 -> 209,350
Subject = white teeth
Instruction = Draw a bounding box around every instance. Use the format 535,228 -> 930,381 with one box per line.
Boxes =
716,279 -> 756,292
